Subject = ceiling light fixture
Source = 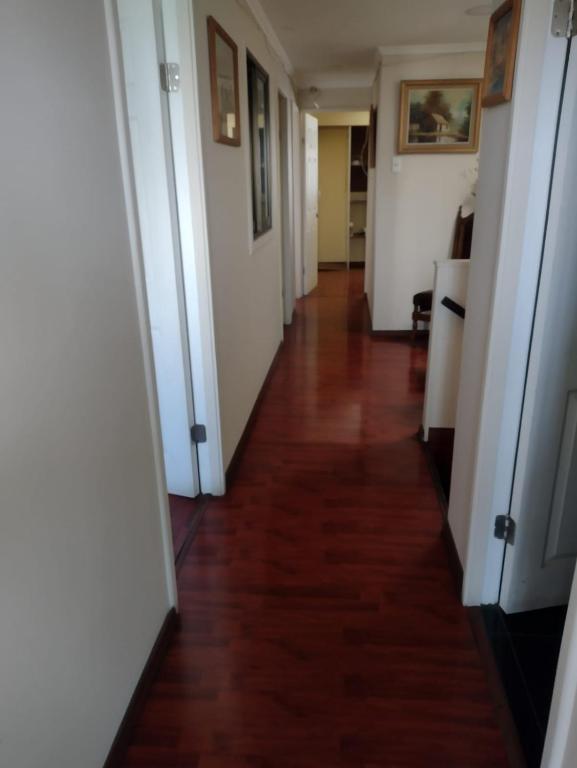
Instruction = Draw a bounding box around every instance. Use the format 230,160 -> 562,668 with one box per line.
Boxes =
465,4 -> 492,16
309,86 -> 320,110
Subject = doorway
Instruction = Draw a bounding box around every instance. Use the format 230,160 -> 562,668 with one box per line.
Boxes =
315,112 -> 369,274
117,0 -> 210,562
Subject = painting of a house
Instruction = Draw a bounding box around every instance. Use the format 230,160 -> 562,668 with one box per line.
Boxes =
398,80 -> 482,154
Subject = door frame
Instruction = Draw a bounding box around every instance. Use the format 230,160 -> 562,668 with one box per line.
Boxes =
105,0 -> 224,502
454,0 -> 570,606
292,101 -> 303,299
277,89 -> 295,325
499,32 -> 577,614
160,0 -> 224,496
105,0 -> 176,606
301,111 -> 319,295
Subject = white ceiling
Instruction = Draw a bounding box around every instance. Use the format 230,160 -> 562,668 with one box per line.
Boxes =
257,0 -> 491,78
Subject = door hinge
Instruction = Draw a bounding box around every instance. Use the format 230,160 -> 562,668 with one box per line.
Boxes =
494,515 -> 516,545
552,0 -> 576,38
159,62 -> 180,92
190,424 -> 207,444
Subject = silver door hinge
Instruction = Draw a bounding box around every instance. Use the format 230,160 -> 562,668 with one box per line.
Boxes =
160,62 -> 180,92
552,0 -> 576,38
494,515 -> 516,545
190,424 -> 207,444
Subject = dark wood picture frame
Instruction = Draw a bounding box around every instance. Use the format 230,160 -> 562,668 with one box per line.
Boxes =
481,0 -> 522,108
207,16 -> 241,146
397,79 -> 482,155
247,52 -> 272,238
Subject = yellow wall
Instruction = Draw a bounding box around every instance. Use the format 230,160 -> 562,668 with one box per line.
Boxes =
318,127 -> 349,263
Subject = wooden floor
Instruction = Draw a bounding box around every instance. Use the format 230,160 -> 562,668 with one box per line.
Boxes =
121,270 -> 508,767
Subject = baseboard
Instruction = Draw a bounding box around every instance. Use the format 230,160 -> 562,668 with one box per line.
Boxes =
441,518 -> 464,598
419,429 -> 449,517
420,430 -> 462,596
318,261 -> 347,271
419,427 -> 455,513
349,261 -> 365,269
104,607 -> 179,768
225,341 -> 283,489
468,608 -> 527,768
371,329 -> 429,340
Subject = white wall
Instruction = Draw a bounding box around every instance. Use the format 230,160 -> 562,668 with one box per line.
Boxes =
193,0 -> 296,469
448,103 -> 512,567
422,261 -> 470,439
369,52 -> 484,331
0,2 -> 174,766
448,0 -> 568,604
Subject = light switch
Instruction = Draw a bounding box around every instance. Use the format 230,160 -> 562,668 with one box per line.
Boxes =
392,156 -> 402,174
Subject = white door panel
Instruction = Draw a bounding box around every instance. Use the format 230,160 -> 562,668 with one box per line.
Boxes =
500,42 -> 577,613
303,113 -> 318,295
118,0 -> 199,497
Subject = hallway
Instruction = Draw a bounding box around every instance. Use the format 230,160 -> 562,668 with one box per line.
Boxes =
121,270 -> 508,767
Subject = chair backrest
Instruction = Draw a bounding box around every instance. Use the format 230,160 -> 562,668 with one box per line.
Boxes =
451,205 -> 475,260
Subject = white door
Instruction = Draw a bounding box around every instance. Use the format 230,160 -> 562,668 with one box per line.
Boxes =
278,93 -> 295,324
500,39 -> 577,614
118,0 -> 200,497
303,113 -> 318,295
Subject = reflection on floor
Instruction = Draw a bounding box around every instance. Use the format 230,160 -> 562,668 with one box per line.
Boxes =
120,270 -> 508,767
481,604 -> 567,767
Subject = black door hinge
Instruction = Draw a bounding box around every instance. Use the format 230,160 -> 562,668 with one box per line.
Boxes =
190,424 -> 207,444
494,515 -> 516,544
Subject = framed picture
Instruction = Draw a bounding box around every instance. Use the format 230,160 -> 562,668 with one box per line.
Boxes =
397,79 -> 482,154
247,53 -> 272,237
368,105 -> 378,168
207,16 -> 241,146
482,0 -> 522,107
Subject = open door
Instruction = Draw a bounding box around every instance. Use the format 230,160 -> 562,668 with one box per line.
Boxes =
302,113 -> 318,295
118,0 -> 200,498
499,38 -> 577,614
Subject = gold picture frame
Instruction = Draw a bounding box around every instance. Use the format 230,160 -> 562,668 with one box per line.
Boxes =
207,16 -> 241,146
397,79 -> 482,155
481,0 -> 522,108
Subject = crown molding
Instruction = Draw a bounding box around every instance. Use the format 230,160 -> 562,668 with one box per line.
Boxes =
243,0 -> 294,76
378,41 -> 486,60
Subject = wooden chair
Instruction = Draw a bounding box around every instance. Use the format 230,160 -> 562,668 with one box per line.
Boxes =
411,206 -> 474,343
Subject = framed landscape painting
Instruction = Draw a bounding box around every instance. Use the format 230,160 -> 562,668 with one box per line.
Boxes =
482,0 -> 521,107
397,79 -> 482,154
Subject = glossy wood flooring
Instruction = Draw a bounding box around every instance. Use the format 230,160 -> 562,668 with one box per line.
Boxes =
121,270 -> 508,767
